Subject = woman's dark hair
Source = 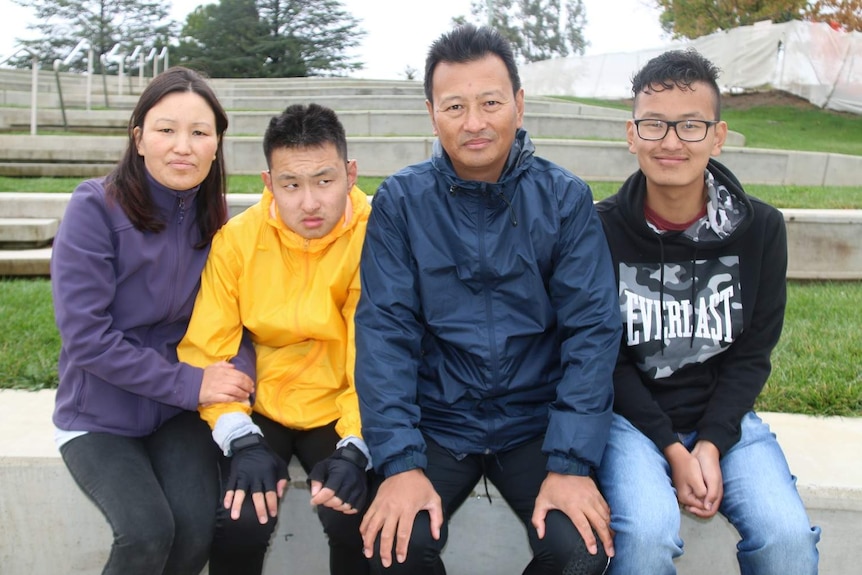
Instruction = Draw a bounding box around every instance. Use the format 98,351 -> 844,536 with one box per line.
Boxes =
106,66 -> 229,248
424,24 -> 521,104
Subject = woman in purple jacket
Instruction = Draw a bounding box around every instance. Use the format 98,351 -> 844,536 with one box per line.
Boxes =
51,67 -> 254,575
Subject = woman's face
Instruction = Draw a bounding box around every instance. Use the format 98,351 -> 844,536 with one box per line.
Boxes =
133,91 -> 219,191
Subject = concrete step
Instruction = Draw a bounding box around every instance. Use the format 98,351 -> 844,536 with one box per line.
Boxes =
0,217 -> 58,246
0,246 -> 51,275
0,162 -> 117,177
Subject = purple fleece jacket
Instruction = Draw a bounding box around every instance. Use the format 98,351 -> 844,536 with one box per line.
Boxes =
52,173 -> 236,437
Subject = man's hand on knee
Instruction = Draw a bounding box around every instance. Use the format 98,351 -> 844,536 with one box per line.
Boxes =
359,469 -> 443,568
532,472 -> 615,558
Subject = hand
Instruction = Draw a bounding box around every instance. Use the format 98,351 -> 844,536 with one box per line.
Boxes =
309,443 -> 369,514
225,433 -> 289,524
689,440 -> 723,518
664,442 -> 708,513
360,469 -> 443,568
199,361 -> 254,405
531,472 -> 614,558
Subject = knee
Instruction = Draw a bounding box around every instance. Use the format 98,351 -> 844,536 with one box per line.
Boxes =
737,527 -> 820,575
368,511 -> 447,574
531,510 -> 610,575
604,505 -> 681,575
116,515 -> 175,558
317,505 -> 363,545
618,510 -> 680,553
744,521 -> 820,566
212,502 -> 278,553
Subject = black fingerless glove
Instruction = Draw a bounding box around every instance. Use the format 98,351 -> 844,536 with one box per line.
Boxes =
227,433 -> 289,496
307,443 -> 369,509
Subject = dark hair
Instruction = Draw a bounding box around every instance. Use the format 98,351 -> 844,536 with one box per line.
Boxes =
263,103 -> 348,169
424,24 -> 521,104
106,66 -> 229,248
631,49 -> 722,119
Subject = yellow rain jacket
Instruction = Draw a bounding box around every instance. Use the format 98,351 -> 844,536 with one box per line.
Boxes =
178,185 -> 370,439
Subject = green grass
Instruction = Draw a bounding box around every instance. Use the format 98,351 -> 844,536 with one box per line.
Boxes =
0,279 -> 60,390
3,177 -> 860,209
759,282 -> 862,415
722,107 -> 862,156
2,277 -> 858,416
0,176 -> 388,196
588,182 -> 862,209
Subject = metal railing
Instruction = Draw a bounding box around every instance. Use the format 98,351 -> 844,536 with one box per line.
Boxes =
0,41 -> 170,135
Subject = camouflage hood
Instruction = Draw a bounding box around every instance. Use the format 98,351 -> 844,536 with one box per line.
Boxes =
616,157 -> 754,247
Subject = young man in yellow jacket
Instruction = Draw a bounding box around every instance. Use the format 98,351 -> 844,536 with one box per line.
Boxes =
178,103 -> 372,575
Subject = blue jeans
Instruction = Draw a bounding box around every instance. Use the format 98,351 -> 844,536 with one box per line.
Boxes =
60,410 -> 220,575
596,412 -> 820,575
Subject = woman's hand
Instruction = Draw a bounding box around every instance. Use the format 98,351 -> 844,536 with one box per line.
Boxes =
199,361 -> 254,405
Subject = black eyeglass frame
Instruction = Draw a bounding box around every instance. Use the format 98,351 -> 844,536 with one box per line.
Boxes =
633,118 -> 720,142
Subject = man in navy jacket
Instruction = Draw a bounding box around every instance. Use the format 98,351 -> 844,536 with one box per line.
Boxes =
354,24 -> 620,575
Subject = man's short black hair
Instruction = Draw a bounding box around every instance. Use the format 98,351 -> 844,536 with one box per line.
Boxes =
424,24 -> 521,104
631,49 -> 722,119
263,103 -> 348,169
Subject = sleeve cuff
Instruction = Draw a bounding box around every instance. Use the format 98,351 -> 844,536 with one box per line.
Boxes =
213,412 -> 262,456
546,454 -> 592,476
380,451 -> 427,478
337,435 -> 373,470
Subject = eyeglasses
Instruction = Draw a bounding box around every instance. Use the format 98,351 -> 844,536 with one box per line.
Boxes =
633,119 -> 719,142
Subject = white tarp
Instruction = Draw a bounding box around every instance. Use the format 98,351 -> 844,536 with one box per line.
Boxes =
521,20 -> 862,115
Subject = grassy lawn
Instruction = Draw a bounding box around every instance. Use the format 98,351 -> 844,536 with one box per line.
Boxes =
2,176 -> 861,209
2,277 -> 859,416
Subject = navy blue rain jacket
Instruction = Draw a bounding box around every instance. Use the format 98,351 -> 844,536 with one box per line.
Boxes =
355,129 -> 621,478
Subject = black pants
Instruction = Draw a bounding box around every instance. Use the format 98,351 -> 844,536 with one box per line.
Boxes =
60,411 -> 220,575
369,435 -> 609,575
208,413 -> 369,575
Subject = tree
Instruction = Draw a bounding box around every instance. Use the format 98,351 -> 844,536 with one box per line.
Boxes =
255,0 -> 364,77
453,0 -> 588,62
9,0 -> 174,72
173,0 -> 363,78
655,0 -> 808,39
174,0 -> 268,78
806,0 -> 862,32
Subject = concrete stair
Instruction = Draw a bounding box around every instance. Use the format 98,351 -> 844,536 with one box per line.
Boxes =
0,217 -> 57,246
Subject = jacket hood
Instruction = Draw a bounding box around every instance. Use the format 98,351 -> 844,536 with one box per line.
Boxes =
430,128 -> 535,189
260,184 -> 370,254
614,158 -> 753,247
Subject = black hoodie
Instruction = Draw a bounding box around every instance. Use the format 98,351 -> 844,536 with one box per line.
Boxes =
596,158 -> 787,455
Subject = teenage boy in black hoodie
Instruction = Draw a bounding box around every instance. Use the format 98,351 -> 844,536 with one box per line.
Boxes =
595,49 -> 820,574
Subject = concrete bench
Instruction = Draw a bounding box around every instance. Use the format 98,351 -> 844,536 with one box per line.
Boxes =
0,389 -> 859,574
